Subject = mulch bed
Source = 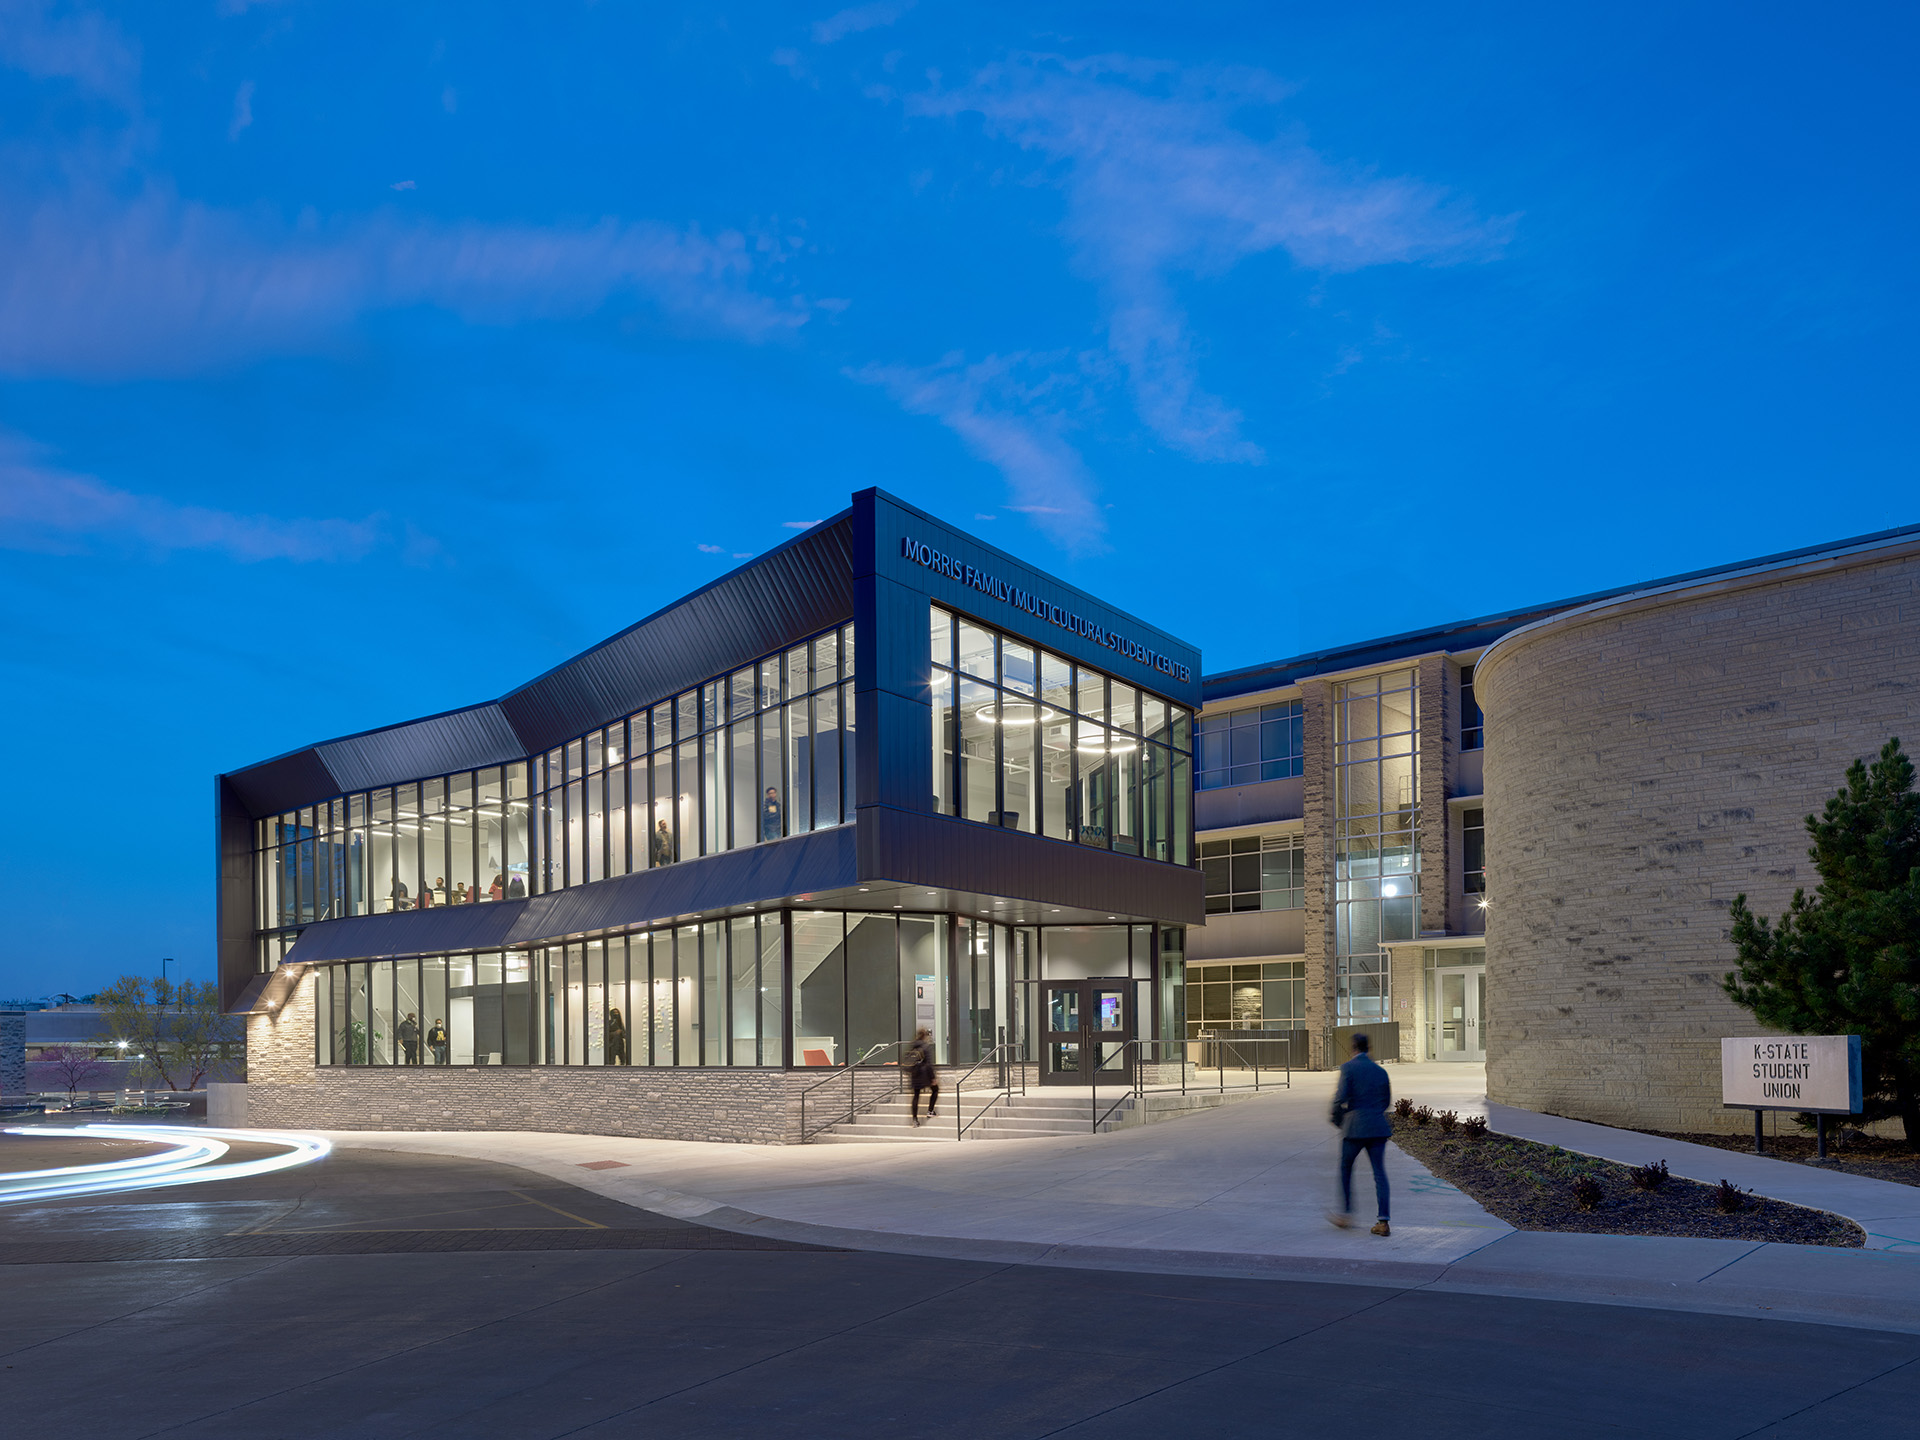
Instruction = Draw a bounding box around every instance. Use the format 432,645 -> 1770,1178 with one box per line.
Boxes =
1391,1117 -> 1863,1247
1641,1128 -> 1920,1189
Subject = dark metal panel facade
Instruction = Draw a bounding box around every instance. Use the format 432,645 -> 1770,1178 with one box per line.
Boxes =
508,828 -> 857,944
284,900 -> 530,965
499,518 -> 857,754
856,806 -> 1205,926
222,749 -> 340,819
315,704 -> 525,796
217,776 -> 259,1010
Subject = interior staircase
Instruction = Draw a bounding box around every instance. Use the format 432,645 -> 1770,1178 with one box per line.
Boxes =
809,1084 -> 1267,1143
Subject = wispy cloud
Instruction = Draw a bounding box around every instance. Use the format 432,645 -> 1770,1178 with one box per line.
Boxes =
0,186 -> 809,379
228,79 -> 253,140
911,56 -> 1510,463
781,519 -> 822,529
852,353 -> 1106,554
0,433 -> 382,562
812,0 -> 914,45
697,543 -> 725,554
0,0 -> 140,107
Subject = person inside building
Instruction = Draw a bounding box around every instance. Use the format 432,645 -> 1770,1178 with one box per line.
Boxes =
607,1007 -> 629,1065
761,786 -> 783,841
652,820 -> 672,866
488,873 -> 505,902
398,1012 -> 421,1065
426,1017 -> 449,1065
507,871 -> 526,898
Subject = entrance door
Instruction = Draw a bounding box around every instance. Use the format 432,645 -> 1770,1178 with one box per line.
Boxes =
1433,968 -> 1485,1061
1041,979 -> 1134,1084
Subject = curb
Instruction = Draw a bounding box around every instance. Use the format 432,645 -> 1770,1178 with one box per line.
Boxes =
330,1133 -> 1920,1335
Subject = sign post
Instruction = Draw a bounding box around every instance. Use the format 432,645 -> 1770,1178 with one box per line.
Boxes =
1720,1036 -> 1862,1156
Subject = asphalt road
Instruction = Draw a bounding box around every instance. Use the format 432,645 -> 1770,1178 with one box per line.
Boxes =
2,1144 -> 1916,1438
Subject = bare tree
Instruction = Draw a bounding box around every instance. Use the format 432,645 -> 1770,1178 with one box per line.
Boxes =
40,1044 -> 107,1100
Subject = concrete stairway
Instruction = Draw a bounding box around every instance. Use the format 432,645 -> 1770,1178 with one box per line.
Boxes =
809,1084 -> 1271,1143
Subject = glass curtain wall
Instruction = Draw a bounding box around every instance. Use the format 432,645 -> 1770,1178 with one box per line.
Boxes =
313,915 -> 1164,1069
314,952 -> 535,1068
255,766 -> 533,936
929,606 -> 1192,865
1332,670 -> 1419,1022
789,912 -> 955,1068
532,623 -> 854,893
317,918 -> 788,1069
255,624 -> 854,972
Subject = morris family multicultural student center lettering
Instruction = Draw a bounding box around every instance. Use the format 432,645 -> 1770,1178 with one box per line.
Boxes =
900,537 -> 1193,685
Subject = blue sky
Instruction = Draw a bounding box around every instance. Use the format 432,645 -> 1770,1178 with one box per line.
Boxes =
2,2 -> 1914,995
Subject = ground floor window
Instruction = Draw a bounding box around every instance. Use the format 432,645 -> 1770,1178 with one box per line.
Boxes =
310,913 -> 1170,1069
1183,959 -> 1306,1040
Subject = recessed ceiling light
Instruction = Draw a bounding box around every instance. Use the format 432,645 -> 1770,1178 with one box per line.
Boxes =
858,887 -> 869,892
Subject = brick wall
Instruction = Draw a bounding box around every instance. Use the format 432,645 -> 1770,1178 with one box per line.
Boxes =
242,969 -> 1046,1143
1479,545 -> 1920,1133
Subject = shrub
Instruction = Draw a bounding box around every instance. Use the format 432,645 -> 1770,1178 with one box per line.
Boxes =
1412,1105 -> 1434,1127
1460,1116 -> 1488,1141
1571,1175 -> 1605,1210
1436,1109 -> 1459,1135
1713,1180 -> 1750,1214
1393,1097 -> 1415,1120
1627,1159 -> 1670,1191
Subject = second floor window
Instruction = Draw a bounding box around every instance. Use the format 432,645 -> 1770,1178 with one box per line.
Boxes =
1460,664 -> 1484,751
1197,700 -> 1304,790
1201,833 -> 1305,913
1462,807 -> 1486,893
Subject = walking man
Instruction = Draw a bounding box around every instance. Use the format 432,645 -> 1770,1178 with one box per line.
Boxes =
1328,1032 -> 1392,1236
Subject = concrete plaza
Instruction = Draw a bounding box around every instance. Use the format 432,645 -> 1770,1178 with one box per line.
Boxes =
317,1062 -> 1920,1333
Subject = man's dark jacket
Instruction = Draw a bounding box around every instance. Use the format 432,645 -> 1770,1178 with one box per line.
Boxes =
1332,1053 -> 1393,1139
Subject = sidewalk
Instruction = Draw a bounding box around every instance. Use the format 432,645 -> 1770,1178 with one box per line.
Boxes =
321,1062 -> 1920,1335
1489,1101 -> 1920,1252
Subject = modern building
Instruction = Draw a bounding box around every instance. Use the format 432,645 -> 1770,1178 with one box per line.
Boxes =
227,496 -> 1920,1141
1188,521 -> 1920,1132
226,490 -> 1203,1141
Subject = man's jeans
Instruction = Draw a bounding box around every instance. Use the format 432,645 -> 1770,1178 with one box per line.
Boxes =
1340,1136 -> 1390,1219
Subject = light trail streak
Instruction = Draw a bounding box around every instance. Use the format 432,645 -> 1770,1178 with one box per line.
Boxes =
0,1125 -> 331,1203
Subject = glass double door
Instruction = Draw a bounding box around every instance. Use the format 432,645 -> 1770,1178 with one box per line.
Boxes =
1041,979 -> 1133,1085
1434,967 -> 1485,1061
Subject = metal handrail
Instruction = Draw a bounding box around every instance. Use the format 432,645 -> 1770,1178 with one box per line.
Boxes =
1086,1034 -> 1302,1133
797,1040 -> 909,1142
952,1043 -> 1027,1141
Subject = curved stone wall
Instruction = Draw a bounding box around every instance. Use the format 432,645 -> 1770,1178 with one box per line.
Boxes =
1478,543 -> 1920,1132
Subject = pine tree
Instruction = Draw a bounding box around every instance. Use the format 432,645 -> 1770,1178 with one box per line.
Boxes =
1724,738 -> 1920,1147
